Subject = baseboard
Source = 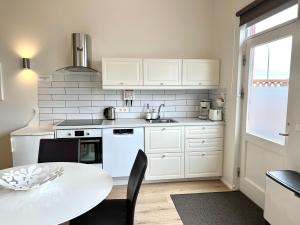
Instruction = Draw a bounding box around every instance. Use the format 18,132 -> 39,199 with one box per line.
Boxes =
221,178 -> 236,190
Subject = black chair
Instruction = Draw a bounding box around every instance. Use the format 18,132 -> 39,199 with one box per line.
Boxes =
38,139 -> 80,163
70,149 -> 148,225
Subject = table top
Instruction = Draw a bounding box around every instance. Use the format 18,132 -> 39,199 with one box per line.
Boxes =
0,162 -> 113,225
267,170 -> 300,195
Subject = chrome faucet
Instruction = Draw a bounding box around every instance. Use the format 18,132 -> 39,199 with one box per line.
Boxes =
157,104 -> 165,119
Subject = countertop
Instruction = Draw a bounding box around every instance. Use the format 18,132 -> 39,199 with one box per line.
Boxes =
11,118 -> 225,135
10,125 -> 55,136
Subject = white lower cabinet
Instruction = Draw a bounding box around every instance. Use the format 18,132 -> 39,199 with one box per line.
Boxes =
146,153 -> 184,180
185,151 -> 223,178
144,125 -> 224,181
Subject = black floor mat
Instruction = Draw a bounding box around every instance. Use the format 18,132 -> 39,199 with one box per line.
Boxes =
171,191 -> 265,225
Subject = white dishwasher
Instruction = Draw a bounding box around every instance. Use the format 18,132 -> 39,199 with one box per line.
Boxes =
102,127 -> 144,177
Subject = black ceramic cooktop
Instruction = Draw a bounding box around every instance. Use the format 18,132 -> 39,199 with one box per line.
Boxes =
57,119 -> 103,126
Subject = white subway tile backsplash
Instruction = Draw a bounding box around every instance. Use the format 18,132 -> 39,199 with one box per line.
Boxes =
39,108 -> 52,113
79,95 -> 105,101
79,107 -> 104,114
105,94 -> 123,101
65,74 -> 91,81
135,95 -> 153,101
79,82 -> 101,88
39,88 -> 65,95
51,74 -> 65,81
52,95 -> 78,100
92,100 -> 117,107
52,82 -> 78,88
38,73 -> 223,121
66,114 -> 92,120
39,101 -> 65,108
65,88 -> 91,95
40,114 -> 66,120
39,95 -> 52,100
53,108 -> 79,114
152,94 -> 175,101
66,101 -> 91,107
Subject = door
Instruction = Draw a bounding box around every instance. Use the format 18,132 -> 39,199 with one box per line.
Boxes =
182,59 -> 220,86
240,23 -> 296,208
102,58 -> 143,86
143,59 -> 181,85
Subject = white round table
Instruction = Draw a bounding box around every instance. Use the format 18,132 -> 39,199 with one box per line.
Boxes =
0,162 -> 113,225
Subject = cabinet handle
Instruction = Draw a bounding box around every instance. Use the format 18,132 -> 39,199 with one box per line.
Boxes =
161,128 -> 166,131
160,83 -> 164,85
201,140 -> 206,144
201,153 -> 206,157
120,82 -> 124,85
162,154 -> 166,158
68,133 -> 72,136
86,132 -> 90,136
202,127 -> 206,130
198,82 -> 202,85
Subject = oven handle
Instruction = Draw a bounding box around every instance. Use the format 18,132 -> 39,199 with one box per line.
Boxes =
80,139 -> 100,143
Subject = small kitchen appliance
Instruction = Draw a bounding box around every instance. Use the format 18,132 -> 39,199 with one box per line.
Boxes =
198,100 -> 211,120
209,109 -> 223,121
104,107 -> 116,120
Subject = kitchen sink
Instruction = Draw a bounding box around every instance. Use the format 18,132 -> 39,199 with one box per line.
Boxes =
145,119 -> 177,123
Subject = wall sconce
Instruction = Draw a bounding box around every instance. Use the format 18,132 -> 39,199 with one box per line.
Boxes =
22,58 -> 31,69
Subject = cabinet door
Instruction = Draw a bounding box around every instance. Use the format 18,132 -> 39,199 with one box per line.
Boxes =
102,58 -> 143,86
185,151 -> 222,178
145,153 -> 184,180
145,127 -> 184,153
11,135 -> 54,167
143,59 -> 182,85
182,59 -> 219,86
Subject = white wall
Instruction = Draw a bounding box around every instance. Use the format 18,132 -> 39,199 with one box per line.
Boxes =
0,0 -> 214,168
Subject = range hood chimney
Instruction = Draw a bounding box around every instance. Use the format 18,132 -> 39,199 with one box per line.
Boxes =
57,33 -> 97,73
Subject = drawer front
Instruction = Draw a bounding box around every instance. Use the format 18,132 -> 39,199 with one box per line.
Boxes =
145,127 -> 184,153
185,138 -> 223,152
185,125 -> 224,139
56,129 -> 102,138
185,151 -> 223,178
145,153 -> 184,180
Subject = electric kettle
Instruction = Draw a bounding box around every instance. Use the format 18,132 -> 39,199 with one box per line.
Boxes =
104,107 -> 116,120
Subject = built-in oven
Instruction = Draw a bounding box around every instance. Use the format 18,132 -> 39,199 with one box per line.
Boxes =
55,128 -> 102,166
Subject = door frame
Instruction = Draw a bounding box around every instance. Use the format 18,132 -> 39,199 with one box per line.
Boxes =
239,21 -> 297,208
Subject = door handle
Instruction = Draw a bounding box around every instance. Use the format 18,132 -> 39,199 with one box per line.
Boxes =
279,133 -> 289,137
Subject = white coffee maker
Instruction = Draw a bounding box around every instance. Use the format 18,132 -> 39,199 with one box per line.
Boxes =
198,100 -> 211,120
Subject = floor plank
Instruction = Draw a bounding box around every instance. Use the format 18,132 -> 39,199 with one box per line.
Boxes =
108,180 -> 230,225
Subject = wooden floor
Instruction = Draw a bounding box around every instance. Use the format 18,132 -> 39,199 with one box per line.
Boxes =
108,180 -> 230,225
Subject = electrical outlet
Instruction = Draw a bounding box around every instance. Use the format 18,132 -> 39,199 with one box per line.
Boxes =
39,75 -> 52,82
115,107 -> 129,113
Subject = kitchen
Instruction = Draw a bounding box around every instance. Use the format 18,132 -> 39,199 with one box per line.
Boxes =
1,0 -> 300,225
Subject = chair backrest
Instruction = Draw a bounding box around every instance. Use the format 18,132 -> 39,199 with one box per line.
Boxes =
38,139 -> 80,163
126,149 -> 148,225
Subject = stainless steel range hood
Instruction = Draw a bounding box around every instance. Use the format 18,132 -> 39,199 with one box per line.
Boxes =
57,33 -> 97,72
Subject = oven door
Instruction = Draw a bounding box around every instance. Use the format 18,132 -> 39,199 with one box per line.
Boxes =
79,138 -> 102,164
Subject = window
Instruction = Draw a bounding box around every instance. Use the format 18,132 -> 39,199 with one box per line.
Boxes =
247,4 -> 298,38
246,36 -> 293,145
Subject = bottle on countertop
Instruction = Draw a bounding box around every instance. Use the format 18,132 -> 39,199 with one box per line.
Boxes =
145,104 -> 151,120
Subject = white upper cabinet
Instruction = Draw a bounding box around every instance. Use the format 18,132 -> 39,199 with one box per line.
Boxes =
182,59 -> 220,86
143,59 -> 182,86
102,58 -> 143,86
